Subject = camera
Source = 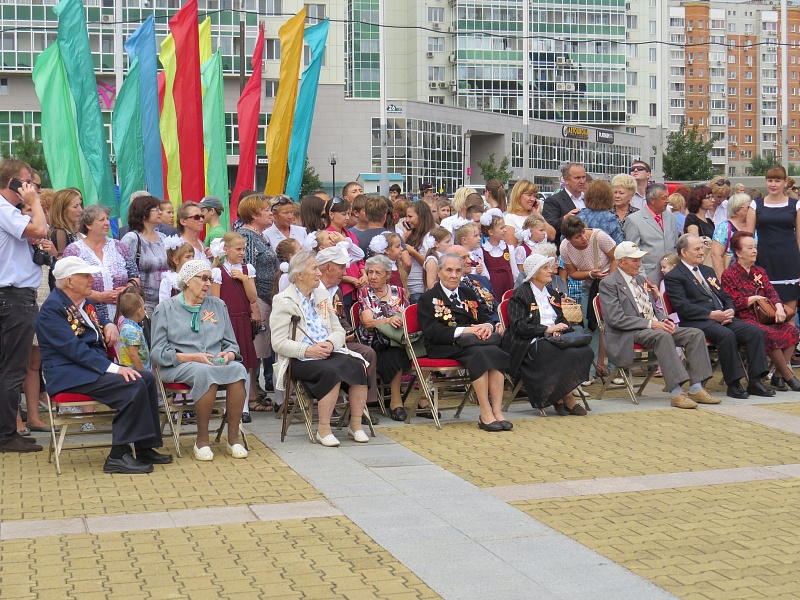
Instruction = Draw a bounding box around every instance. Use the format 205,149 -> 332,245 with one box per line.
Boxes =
33,245 -> 54,267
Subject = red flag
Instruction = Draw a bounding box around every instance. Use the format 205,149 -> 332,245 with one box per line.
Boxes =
230,24 -> 265,222
169,0 -> 205,202
157,71 -> 169,199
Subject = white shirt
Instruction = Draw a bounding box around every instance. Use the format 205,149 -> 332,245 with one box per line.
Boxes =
77,300 -> 119,374
440,282 -> 467,338
619,269 -> 654,327
264,223 -> 307,249
567,189 -> 586,211
481,240 -> 520,281
0,198 -> 41,289
707,201 -> 728,227
682,260 -> 708,287
529,282 -> 558,327
631,191 -> 647,211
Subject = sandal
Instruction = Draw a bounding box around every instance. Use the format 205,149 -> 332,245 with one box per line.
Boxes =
595,365 -> 610,378
249,399 -> 273,412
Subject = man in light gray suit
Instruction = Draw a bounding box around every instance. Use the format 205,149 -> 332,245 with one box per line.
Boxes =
622,183 -> 678,285
598,241 -> 716,409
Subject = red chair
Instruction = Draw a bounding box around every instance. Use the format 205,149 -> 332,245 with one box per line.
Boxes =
401,304 -> 474,429
592,296 -> 658,404
501,289 -> 514,302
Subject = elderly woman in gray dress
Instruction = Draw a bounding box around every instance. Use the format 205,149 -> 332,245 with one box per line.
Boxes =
151,260 -> 248,461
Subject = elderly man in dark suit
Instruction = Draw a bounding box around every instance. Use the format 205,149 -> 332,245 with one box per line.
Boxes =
417,253 -> 510,432
664,234 -> 773,399
36,256 -> 170,474
543,162 -> 587,245
599,241 -> 715,409
622,183 -> 678,285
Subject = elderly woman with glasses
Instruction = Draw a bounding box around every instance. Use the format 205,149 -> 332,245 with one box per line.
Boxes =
270,250 -> 370,447
151,260 -> 248,461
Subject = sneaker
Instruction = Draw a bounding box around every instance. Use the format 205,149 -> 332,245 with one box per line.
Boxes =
80,422 -> 96,432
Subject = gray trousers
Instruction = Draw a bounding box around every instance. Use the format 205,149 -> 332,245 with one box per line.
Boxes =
633,326 -> 713,391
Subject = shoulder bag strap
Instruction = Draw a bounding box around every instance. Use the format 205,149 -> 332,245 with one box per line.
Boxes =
591,230 -> 600,270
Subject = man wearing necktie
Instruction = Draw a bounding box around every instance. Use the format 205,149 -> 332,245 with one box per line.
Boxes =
599,242 -> 715,409
664,234 -> 772,399
623,183 -> 679,286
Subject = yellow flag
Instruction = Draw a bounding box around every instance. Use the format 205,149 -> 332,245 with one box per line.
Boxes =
199,17 -> 211,65
265,8 -> 306,195
159,33 -> 182,205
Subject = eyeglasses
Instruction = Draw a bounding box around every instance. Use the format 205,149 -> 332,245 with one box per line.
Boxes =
271,196 -> 293,207
150,207 -> 163,213
630,166 -> 648,172
714,179 -> 731,186
192,275 -> 212,283
186,214 -> 205,221
326,197 -> 344,212
30,181 -> 42,190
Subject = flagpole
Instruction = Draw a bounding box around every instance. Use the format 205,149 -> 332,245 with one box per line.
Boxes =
378,0 -> 389,197
781,0 -> 789,170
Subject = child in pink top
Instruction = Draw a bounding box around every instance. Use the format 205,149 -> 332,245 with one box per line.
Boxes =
325,197 -> 366,310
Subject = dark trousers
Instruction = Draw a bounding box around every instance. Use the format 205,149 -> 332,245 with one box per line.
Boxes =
67,371 -> 163,448
701,318 -> 769,384
0,287 -> 37,443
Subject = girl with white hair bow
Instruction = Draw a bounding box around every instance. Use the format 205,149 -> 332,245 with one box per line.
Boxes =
479,209 -> 519,300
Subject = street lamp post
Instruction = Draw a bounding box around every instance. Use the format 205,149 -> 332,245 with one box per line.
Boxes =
329,152 -> 337,198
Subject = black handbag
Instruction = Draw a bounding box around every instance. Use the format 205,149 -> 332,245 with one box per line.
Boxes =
543,327 -> 592,349
456,331 -> 502,347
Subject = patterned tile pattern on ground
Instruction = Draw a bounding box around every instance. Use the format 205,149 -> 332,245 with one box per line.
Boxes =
380,409 -> 800,488
0,438 -> 320,521
0,517 -> 438,600
513,479 -> 800,600
760,401 -> 800,417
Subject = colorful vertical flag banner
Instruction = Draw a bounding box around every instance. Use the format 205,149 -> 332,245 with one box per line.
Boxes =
230,24 -> 265,219
158,35 -> 181,204
201,51 -> 230,230
53,0 -> 116,213
286,19 -> 330,201
265,8 -> 307,196
112,57 -> 144,225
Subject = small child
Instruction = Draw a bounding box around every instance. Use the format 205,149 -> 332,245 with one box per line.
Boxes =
435,197 -> 451,220
480,210 -> 518,300
392,198 -> 410,235
423,227 -> 452,290
454,221 -> 485,277
274,238 -> 300,294
369,232 -> 407,288
160,236 -> 195,303
350,195 -> 369,232
514,214 -> 549,271
424,197 -> 440,224
118,293 -> 151,372
659,253 -> 680,323
465,204 -> 485,224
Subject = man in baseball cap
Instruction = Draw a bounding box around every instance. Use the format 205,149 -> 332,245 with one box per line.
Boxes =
599,241 -> 715,410
199,196 -> 225,246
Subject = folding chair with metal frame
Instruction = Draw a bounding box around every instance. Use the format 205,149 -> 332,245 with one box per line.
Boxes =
154,365 -> 249,458
401,304 -> 475,429
592,296 -> 658,404
350,302 -> 389,416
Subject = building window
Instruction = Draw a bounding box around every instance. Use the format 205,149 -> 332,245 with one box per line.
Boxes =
0,78 -> 7,95
428,96 -> 444,104
512,132 -> 523,168
650,104 -> 657,117
427,37 -> 444,53
266,39 -> 281,60
264,80 -> 279,98
305,4 -> 325,24
303,45 -> 326,67
428,66 -> 444,81
428,7 -> 444,22
626,72 -> 637,85
626,100 -> 638,114
649,48 -> 657,62
266,0 -> 281,15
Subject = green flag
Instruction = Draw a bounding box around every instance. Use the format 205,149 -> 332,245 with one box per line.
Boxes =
54,0 -> 116,215
31,43 -> 96,198
201,51 -> 229,231
113,57 -> 144,226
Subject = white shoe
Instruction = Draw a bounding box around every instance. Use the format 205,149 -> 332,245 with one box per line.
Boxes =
347,428 -> 369,443
612,377 -> 625,385
193,443 -> 214,461
226,443 -> 248,458
315,431 -> 340,447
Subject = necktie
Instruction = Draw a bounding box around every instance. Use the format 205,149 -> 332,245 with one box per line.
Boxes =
450,292 -> 460,307
653,211 -> 663,230
632,280 -> 655,320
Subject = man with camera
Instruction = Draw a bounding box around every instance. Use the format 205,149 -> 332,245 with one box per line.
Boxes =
0,159 -> 48,452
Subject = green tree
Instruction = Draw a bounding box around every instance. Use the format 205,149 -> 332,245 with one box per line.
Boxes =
476,153 -> 513,185
299,158 -> 323,198
0,127 -> 51,187
662,123 -> 716,181
747,152 -> 800,176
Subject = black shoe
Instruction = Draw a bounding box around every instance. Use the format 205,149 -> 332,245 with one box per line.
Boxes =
747,380 -> 776,397
726,382 -> 750,399
568,404 -> 588,416
478,418 -> 503,432
364,411 -> 380,425
263,380 -> 274,392
136,448 -> 174,465
241,413 -> 252,424
553,403 -> 569,416
499,420 -> 513,431
0,435 -> 42,453
419,408 -> 441,420
788,377 -> 800,392
771,376 -> 788,392
390,407 -> 407,422
103,453 -> 154,474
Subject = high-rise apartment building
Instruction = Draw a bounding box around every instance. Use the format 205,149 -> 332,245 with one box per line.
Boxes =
0,0 -> 644,195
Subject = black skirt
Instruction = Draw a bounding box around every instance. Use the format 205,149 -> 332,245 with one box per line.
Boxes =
375,347 -> 411,383
428,344 -> 509,381
291,352 -> 368,399
516,339 -> 593,409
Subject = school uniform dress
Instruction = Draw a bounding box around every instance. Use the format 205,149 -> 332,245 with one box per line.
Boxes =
417,283 -> 509,381
481,240 -> 517,300
211,262 -> 258,370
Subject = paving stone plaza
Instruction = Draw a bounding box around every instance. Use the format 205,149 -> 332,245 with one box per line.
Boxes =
3,379 -> 800,599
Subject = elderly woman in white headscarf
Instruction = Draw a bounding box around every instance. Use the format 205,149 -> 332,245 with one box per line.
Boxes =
270,250 -> 370,447
151,260 -> 248,461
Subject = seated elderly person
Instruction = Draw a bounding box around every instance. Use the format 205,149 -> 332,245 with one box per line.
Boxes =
598,241 -> 716,409
503,254 -> 593,416
270,250 -> 371,447
151,260 -> 248,461
721,231 -> 800,391
447,244 -> 500,328
36,257 -> 169,474
417,253 -> 511,431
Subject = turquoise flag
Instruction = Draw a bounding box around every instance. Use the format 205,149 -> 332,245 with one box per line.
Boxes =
32,43 -> 94,196
124,15 -> 163,198
54,0 -> 116,214
113,58 -> 144,226
286,19 -> 329,201
201,51 -> 230,231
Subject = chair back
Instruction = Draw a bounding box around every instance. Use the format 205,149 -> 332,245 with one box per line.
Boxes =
498,299 -> 510,329
350,302 -> 361,330
661,290 -> 675,316
592,295 -> 605,334
403,303 -> 421,336
501,289 -> 514,302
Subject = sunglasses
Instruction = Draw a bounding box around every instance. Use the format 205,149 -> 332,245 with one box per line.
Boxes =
630,166 -> 648,172
271,196 -> 293,207
186,214 -> 205,221
193,275 -> 212,282
714,179 -> 731,186
326,197 -> 344,212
